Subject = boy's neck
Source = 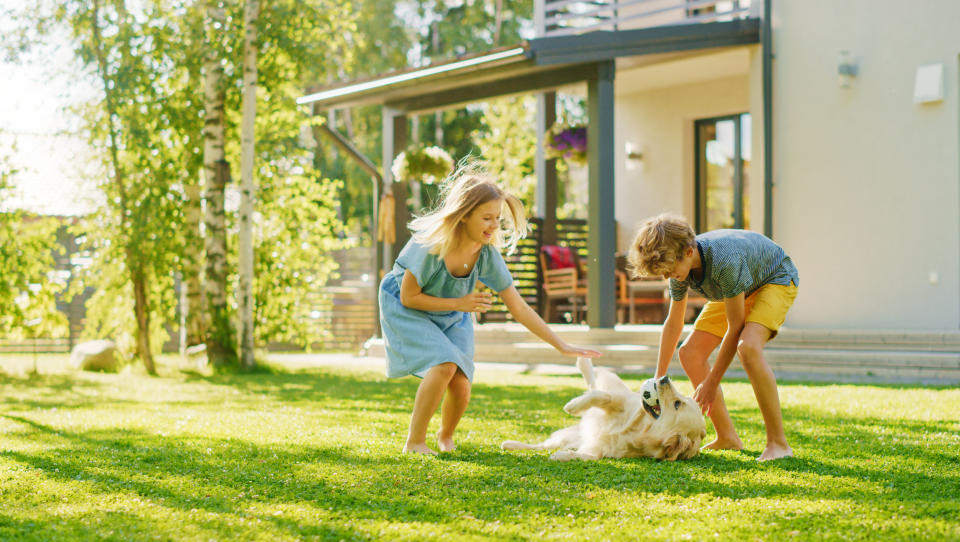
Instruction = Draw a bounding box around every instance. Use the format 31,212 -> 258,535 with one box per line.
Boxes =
690,243 -> 702,270
688,243 -> 703,281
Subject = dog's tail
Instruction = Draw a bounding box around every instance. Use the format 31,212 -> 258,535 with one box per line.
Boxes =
576,357 -> 596,389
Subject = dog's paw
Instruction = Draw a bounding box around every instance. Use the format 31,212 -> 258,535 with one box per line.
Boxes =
549,450 -> 577,461
576,357 -> 596,389
563,396 -> 588,415
501,440 -> 523,450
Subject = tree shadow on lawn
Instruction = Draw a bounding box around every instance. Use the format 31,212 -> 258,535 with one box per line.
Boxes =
0,414 -> 623,539
0,372 -> 142,412
0,414 -> 453,537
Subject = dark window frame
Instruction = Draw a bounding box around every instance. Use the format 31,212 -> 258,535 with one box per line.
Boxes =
694,113 -> 749,232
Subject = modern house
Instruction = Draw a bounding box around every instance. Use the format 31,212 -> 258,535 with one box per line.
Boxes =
299,0 -> 960,383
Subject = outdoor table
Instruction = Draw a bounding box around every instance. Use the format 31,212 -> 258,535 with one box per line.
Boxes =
626,279 -> 669,323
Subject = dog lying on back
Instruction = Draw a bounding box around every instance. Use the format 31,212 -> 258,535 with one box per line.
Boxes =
502,358 -> 706,461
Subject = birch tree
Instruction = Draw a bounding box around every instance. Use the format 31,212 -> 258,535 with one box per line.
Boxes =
181,3 -> 207,354
202,0 -> 237,366
237,0 -> 260,368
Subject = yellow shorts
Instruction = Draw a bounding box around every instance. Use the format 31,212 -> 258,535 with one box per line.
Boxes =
693,283 -> 798,340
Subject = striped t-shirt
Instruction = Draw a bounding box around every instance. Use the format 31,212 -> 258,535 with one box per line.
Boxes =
668,229 -> 799,302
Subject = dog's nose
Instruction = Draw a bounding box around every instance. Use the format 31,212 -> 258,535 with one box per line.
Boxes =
658,375 -> 671,386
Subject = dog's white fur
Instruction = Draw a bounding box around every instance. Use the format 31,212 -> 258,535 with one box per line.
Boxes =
502,358 -> 706,461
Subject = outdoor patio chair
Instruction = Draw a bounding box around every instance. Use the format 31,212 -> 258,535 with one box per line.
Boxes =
539,245 -> 587,323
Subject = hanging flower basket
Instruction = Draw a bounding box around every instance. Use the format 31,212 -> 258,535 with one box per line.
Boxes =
544,123 -> 587,166
391,145 -> 454,185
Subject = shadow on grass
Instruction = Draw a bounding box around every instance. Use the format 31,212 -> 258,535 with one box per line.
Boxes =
0,372 -> 143,411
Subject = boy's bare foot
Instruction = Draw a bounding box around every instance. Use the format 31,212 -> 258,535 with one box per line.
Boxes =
402,442 -> 438,455
758,444 -> 793,461
701,437 -> 744,451
437,434 -> 456,453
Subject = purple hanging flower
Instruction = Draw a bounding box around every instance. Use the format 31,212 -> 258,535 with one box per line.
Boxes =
544,123 -> 587,166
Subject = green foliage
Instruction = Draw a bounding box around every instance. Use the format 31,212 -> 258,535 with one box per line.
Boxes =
0,159 -> 68,339
419,0 -> 533,55
1,356 -> 959,540
252,165 -> 349,348
472,96 -> 538,212
8,0 -> 358,355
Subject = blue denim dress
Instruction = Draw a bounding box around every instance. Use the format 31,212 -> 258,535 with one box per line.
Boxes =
378,240 -> 513,382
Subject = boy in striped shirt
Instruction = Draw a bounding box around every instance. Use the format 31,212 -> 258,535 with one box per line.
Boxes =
628,213 -> 799,461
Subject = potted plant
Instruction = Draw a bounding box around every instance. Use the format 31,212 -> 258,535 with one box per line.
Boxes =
391,144 -> 454,185
543,123 -> 587,166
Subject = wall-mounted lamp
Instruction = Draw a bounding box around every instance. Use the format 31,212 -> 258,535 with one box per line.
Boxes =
625,141 -> 643,161
838,50 -> 858,88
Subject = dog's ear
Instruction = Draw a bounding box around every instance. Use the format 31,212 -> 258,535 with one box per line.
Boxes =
660,433 -> 696,461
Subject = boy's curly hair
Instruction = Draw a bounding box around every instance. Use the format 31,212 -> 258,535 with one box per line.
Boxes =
627,213 -> 696,278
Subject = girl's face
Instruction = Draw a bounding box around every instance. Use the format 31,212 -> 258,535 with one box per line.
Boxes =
461,198 -> 502,246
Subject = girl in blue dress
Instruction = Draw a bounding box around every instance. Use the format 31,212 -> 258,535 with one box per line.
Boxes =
380,161 -> 601,455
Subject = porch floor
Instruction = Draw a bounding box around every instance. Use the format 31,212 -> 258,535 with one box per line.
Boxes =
363,323 -> 960,386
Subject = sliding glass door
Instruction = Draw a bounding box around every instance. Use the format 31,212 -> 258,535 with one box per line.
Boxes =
695,113 -> 751,231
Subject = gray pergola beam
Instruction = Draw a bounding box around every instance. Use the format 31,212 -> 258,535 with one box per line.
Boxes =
586,61 -> 617,329
530,19 -> 760,65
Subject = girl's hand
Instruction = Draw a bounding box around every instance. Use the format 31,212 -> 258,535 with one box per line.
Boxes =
458,291 -> 494,313
559,343 -> 601,358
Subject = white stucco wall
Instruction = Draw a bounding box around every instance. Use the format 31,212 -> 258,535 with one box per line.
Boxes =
770,0 -> 960,329
613,71 -> 752,251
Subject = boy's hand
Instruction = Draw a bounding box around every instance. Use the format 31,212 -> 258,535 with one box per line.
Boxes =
458,291 -> 494,313
693,378 -> 719,415
559,344 -> 601,358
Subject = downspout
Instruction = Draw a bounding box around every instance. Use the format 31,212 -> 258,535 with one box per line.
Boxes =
315,122 -> 384,337
762,0 -> 774,238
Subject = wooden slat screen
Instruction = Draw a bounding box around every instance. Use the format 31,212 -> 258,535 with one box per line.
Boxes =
479,217 -> 587,322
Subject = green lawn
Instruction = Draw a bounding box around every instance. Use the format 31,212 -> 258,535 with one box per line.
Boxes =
1,354 -> 958,541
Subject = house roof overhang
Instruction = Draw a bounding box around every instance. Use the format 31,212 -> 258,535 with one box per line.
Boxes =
297,18 -> 760,114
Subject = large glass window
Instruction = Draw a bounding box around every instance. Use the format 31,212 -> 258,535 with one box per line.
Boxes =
695,113 -> 751,231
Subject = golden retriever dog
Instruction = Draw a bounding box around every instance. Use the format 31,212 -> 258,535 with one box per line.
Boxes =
502,358 -> 706,461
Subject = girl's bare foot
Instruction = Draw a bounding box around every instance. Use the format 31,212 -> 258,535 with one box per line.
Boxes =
702,437 -> 744,451
437,433 -> 456,452
402,442 -> 438,455
758,443 -> 793,461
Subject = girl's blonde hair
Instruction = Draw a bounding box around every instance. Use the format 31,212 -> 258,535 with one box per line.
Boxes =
627,213 -> 696,278
408,159 -> 527,257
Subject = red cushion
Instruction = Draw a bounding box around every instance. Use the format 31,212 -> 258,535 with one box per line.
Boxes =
542,245 -> 576,269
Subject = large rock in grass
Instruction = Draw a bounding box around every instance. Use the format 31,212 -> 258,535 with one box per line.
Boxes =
70,340 -> 121,372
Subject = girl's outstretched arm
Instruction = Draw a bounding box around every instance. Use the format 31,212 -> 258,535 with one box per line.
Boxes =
500,286 -> 600,358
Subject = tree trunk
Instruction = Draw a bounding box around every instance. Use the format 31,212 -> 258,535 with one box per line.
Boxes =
183,173 -> 205,349
130,260 -> 157,374
204,159 -> 236,365
203,0 -> 236,366
238,0 -> 260,369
